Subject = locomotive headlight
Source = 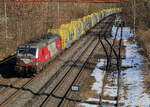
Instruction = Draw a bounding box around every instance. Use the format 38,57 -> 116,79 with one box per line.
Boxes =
16,61 -> 20,65
16,61 -> 23,65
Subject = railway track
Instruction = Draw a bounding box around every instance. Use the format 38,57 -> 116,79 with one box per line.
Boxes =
0,23 -> 102,106
0,23 -> 99,107
49,15 -> 123,107
35,16 -> 119,107
39,38 -> 99,107
99,18 -> 123,106
57,40 -> 103,107
116,25 -> 123,107
26,15 -> 120,107
24,36 -> 98,106
0,15 -> 124,107
23,16 -> 117,107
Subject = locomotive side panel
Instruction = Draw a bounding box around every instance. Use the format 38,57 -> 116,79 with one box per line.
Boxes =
38,46 -> 50,65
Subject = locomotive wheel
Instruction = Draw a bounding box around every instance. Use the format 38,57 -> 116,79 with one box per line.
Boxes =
18,72 -> 25,77
26,73 -> 33,78
40,65 -> 44,71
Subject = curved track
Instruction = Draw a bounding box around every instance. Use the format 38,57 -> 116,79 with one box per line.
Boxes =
40,39 -> 99,107
24,35 -> 97,106
0,14 -> 124,107
99,18 -> 123,107
0,34 -> 94,106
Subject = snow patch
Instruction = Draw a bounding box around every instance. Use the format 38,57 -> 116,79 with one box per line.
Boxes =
79,98 -> 99,107
111,26 -> 134,39
78,59 -> 106,107
104,85 -> 117,97
91,59 -> 106,94
120,28 -> 150,106
122,40 -> 143,67
79,27 -> 150,107
102,99 -> 117,104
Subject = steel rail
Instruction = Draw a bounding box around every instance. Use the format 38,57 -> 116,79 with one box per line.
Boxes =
40,37 -> 97,107
0,36 -> 93,107
57,40 -> 100,107
116,24 -> 123,107
99,17 -> 120,106
24,36 -> 95,106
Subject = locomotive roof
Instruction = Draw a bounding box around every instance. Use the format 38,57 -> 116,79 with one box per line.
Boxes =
18,33 -> 59,49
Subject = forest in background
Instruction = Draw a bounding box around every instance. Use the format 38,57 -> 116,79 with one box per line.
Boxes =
0,2 -> 119,60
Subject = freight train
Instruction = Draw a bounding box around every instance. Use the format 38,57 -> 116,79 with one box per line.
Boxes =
15,8 -> 121,76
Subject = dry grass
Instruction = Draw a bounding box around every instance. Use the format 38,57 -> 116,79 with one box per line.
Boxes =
137,29 -> 150,56
80,90 -> 98,99
136,29 -> 150,94
144,73 -> 150,93
79,75 -> 97,99
137,29 -> 150,45
140,61 -> 150,94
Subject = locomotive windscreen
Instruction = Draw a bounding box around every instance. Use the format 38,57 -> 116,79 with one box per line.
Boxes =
17,48 -> 37,58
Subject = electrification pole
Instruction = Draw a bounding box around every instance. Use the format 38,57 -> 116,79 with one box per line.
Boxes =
4,1 -> 8,39
57,0 -> 60,27
133,0 -> 136,34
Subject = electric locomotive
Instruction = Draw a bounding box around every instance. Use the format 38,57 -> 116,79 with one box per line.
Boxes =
15,33 -> 61,75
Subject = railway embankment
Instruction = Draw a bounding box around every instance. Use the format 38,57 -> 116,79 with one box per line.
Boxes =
121,0 -> 150,100
120,31 -> 150,106
77,25 -> 150,107
136,29 -> 150,94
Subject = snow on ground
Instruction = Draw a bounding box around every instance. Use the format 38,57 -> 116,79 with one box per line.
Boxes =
79,98 -> 99,107
112,26 -> 150,106
91,59 -> 106,94
104,85 -> 117,97
111,26 -> 134,39
122,40 -> 143,67
102,99 -> 116,104
121,39 -> 150,106
91,68 -> 104,94
78,59 -> 106,107
110,26 -> 149,106
79,26 -> 150,107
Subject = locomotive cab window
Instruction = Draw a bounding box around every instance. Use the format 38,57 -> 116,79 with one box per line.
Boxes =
17,48 -> 37,58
